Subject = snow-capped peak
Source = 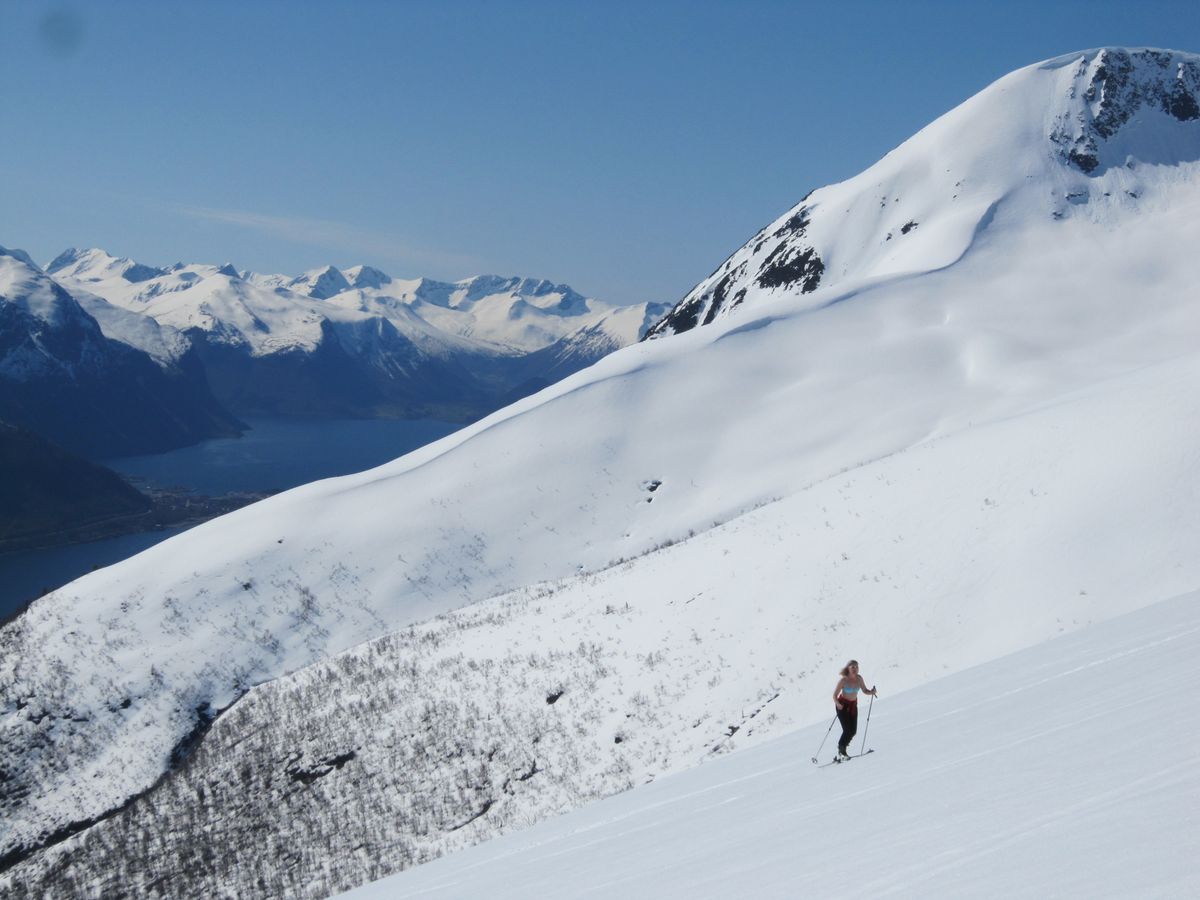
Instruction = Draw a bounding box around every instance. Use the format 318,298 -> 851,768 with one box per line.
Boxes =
0,245 -> 95,330
45,247 -> 164,285
458,275 -> 591,314
647,46 -> 1200,338
289,264 -> 352,299
344,264 -> 392,290
0,244 -> 42,271
1047,47 -> 1200,174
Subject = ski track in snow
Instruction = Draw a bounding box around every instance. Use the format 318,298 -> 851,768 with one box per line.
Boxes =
342,590 -> 1200,899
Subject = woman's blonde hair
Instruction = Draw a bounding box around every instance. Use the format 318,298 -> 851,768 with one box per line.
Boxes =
840,659 -> 859,677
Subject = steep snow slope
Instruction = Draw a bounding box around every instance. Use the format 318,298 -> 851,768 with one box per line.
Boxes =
2,46 -> 1199,885
340,589 -> 1200,900
0,248 -> 240,457
647,47 -> 1200,337
45,248 -> 164,286
4,347 -> 1196,898
69,289 -> 191,367
288,264 -> 352,300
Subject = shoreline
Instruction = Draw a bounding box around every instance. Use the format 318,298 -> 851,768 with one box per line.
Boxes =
0,484 -> 274,556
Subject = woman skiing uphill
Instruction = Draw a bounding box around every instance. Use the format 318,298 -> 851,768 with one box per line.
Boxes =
833,660 -> 877,759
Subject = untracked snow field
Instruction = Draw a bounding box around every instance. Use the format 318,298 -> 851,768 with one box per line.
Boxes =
340,589 -> 1200,899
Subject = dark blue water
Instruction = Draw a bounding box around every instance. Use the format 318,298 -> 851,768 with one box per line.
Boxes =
103,417 -> 461,494
0,526 -> 189,624
0,417 -> 459,621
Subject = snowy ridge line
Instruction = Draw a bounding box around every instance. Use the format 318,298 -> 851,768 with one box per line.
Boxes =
48,247 -> 662,360
34,245 -> 668,423
717,192 -> 1008,339
647,47 -> 1200,339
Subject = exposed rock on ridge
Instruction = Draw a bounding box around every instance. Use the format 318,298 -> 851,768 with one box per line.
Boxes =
647,46 -> 1200,340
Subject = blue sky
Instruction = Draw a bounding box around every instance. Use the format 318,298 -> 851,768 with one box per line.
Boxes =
2,1 -> 1198,304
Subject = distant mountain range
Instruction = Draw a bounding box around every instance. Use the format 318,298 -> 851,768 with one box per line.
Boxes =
1,242 -> 669,453
0,243 -> 664,553
44,247 -> 669,424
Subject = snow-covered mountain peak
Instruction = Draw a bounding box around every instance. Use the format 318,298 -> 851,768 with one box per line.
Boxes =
289,264 -> 352,299
458,275 -> 591,315
48,250 -> 627,358
647,46 -> 1200,339
1045,47 -> 1200,174
46,251 -> 649,402
46,246 -> 164,285
0,246 -> 81,326
5,249 -> 189,366
0,244 -> 41,271
364,274 -> 616,352
0,251 -> 240,453
1,250 -> 194,386
345,264 -> 392,290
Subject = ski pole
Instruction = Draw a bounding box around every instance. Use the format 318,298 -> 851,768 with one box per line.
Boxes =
811,714 -> 837,764
859,693 -> 874,755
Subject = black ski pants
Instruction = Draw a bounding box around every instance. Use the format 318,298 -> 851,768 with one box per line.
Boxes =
836,700 -> 858,752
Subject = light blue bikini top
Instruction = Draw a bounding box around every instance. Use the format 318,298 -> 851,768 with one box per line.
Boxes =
842,685 -> 860,695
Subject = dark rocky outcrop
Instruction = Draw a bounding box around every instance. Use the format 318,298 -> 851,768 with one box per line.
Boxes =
1052,49 -> 1200,175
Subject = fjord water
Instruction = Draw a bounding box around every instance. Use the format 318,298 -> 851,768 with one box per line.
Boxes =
0,417 -> 459,620
0,527 -> 189,623
103,416 -> 461,494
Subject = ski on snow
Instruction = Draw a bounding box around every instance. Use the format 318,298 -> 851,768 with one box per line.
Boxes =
816,749 -> 874,768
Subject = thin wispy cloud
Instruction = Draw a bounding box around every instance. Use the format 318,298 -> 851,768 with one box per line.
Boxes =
170,203 -> 481,275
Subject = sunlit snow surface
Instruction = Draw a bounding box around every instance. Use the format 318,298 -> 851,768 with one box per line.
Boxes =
3,47 -> 1200,892
50,251 -> 637,359
341,590 -> 1200,900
